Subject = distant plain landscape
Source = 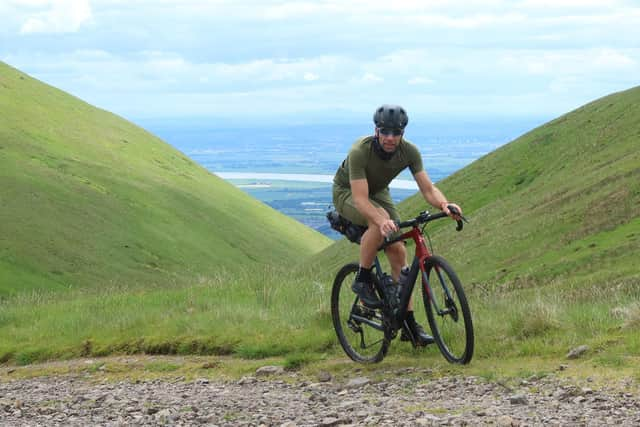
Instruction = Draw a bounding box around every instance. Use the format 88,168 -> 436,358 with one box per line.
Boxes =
145,119 -> 545,237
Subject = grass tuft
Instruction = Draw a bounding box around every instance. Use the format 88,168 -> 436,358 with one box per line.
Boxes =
621,303 -> 640,331
144,361 -> 180,372
235,344 -> 289,360
283,353 -> 318,371
510,299 -> 561,340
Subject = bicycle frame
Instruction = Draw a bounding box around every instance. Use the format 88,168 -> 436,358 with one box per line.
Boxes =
371,224 -> 457,330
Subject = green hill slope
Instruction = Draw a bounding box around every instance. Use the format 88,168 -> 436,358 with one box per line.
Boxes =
0,62 -> 330,295
316,87 -> 640,289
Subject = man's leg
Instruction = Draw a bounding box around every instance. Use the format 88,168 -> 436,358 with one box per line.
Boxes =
351,207 -> 389,307
385,241 -> 434,346
333,187 -> 388,307
359,207 -> 389,268
384,241 -> 406,281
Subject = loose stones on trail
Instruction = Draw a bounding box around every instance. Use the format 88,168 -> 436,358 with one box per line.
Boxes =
0,369 -> 638,426
344,377 -> 370,389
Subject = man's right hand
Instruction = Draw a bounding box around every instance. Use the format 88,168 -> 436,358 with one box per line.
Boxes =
378,218 -> 398,237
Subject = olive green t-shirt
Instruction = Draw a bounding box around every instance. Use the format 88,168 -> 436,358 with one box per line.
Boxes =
333,136 -> 424,194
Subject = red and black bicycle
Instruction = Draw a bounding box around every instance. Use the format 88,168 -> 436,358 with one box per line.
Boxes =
328,208 -> 474,364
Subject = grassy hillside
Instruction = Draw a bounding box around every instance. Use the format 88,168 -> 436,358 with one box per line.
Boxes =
421,87 -> 640,288
0,62 -> 330,295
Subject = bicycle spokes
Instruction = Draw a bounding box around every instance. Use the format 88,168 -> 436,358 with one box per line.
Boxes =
435,267 -> 457,311
351,303 -> 386,350
425,267 -> 458,320
331,263 -> 389,363
358,333 -> 384,349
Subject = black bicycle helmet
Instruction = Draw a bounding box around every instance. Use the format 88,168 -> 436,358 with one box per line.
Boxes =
373,104 -> 409,129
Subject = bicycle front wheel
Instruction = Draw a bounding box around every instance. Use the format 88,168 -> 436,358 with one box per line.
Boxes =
331,263 -> 389,363
422,255 -> 474,364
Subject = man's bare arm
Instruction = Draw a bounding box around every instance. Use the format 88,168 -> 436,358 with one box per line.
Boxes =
414,171 -> 462,217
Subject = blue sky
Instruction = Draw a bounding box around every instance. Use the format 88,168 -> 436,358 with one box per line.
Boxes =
2,0 -> 639,123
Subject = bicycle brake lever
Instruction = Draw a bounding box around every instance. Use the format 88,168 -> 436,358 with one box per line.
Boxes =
447,206 -> 466,232
447,205 -> 469,223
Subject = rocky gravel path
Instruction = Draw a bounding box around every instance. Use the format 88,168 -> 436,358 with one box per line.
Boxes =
1,366 -> 639,426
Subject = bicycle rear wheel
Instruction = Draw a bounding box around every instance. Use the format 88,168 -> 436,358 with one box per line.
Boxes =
331,263 -> 389,363
422,255 -> 474,364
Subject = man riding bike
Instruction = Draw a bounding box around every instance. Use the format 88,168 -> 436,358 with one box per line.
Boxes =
332,104 -> 463,346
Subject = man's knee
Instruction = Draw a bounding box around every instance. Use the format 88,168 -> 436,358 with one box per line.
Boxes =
385,241 -> 406,258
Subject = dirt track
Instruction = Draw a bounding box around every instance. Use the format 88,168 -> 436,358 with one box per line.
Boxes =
1,359 -> 639,426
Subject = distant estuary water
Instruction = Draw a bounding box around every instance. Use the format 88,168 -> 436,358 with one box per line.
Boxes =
145,119 -> 544,239
214,172 -> 419,189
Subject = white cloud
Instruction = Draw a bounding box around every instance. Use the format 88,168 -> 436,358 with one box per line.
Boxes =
12,0 -> 51,6
408,77 -> 434,85
525,61 -> 548,75
263,2 -> 337,20
4,0 -> 640,119
258,0 -> 515,19
593,49 -> 635,68
360,73 -> 383,83
209,56 -> 347,83
549,76 -> 578,94
303,72 -> 319,81
499,48 -> 639,76
518,0 -> 622,8
408,13 -> 525,29
538,11 -> 640,26
5,50 -> 354,95
19,0 -> 92,34
70,48 -> 112,59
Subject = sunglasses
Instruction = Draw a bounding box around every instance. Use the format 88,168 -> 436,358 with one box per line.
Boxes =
379,128 -> 403,137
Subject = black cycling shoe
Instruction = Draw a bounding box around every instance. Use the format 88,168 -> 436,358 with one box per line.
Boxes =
351,280 -> 383,309
401,321 -> 435,346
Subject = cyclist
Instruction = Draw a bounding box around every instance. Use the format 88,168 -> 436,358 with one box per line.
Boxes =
332,104 -> 463,346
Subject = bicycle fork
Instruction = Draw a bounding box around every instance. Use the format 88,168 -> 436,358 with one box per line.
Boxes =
422,265 -> 459,321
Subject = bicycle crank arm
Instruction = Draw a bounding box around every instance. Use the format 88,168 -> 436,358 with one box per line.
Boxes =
350,314 -> 385,332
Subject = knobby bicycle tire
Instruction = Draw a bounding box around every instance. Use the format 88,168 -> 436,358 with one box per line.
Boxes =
331,263 -> 389,363
422,255 -> 474,364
